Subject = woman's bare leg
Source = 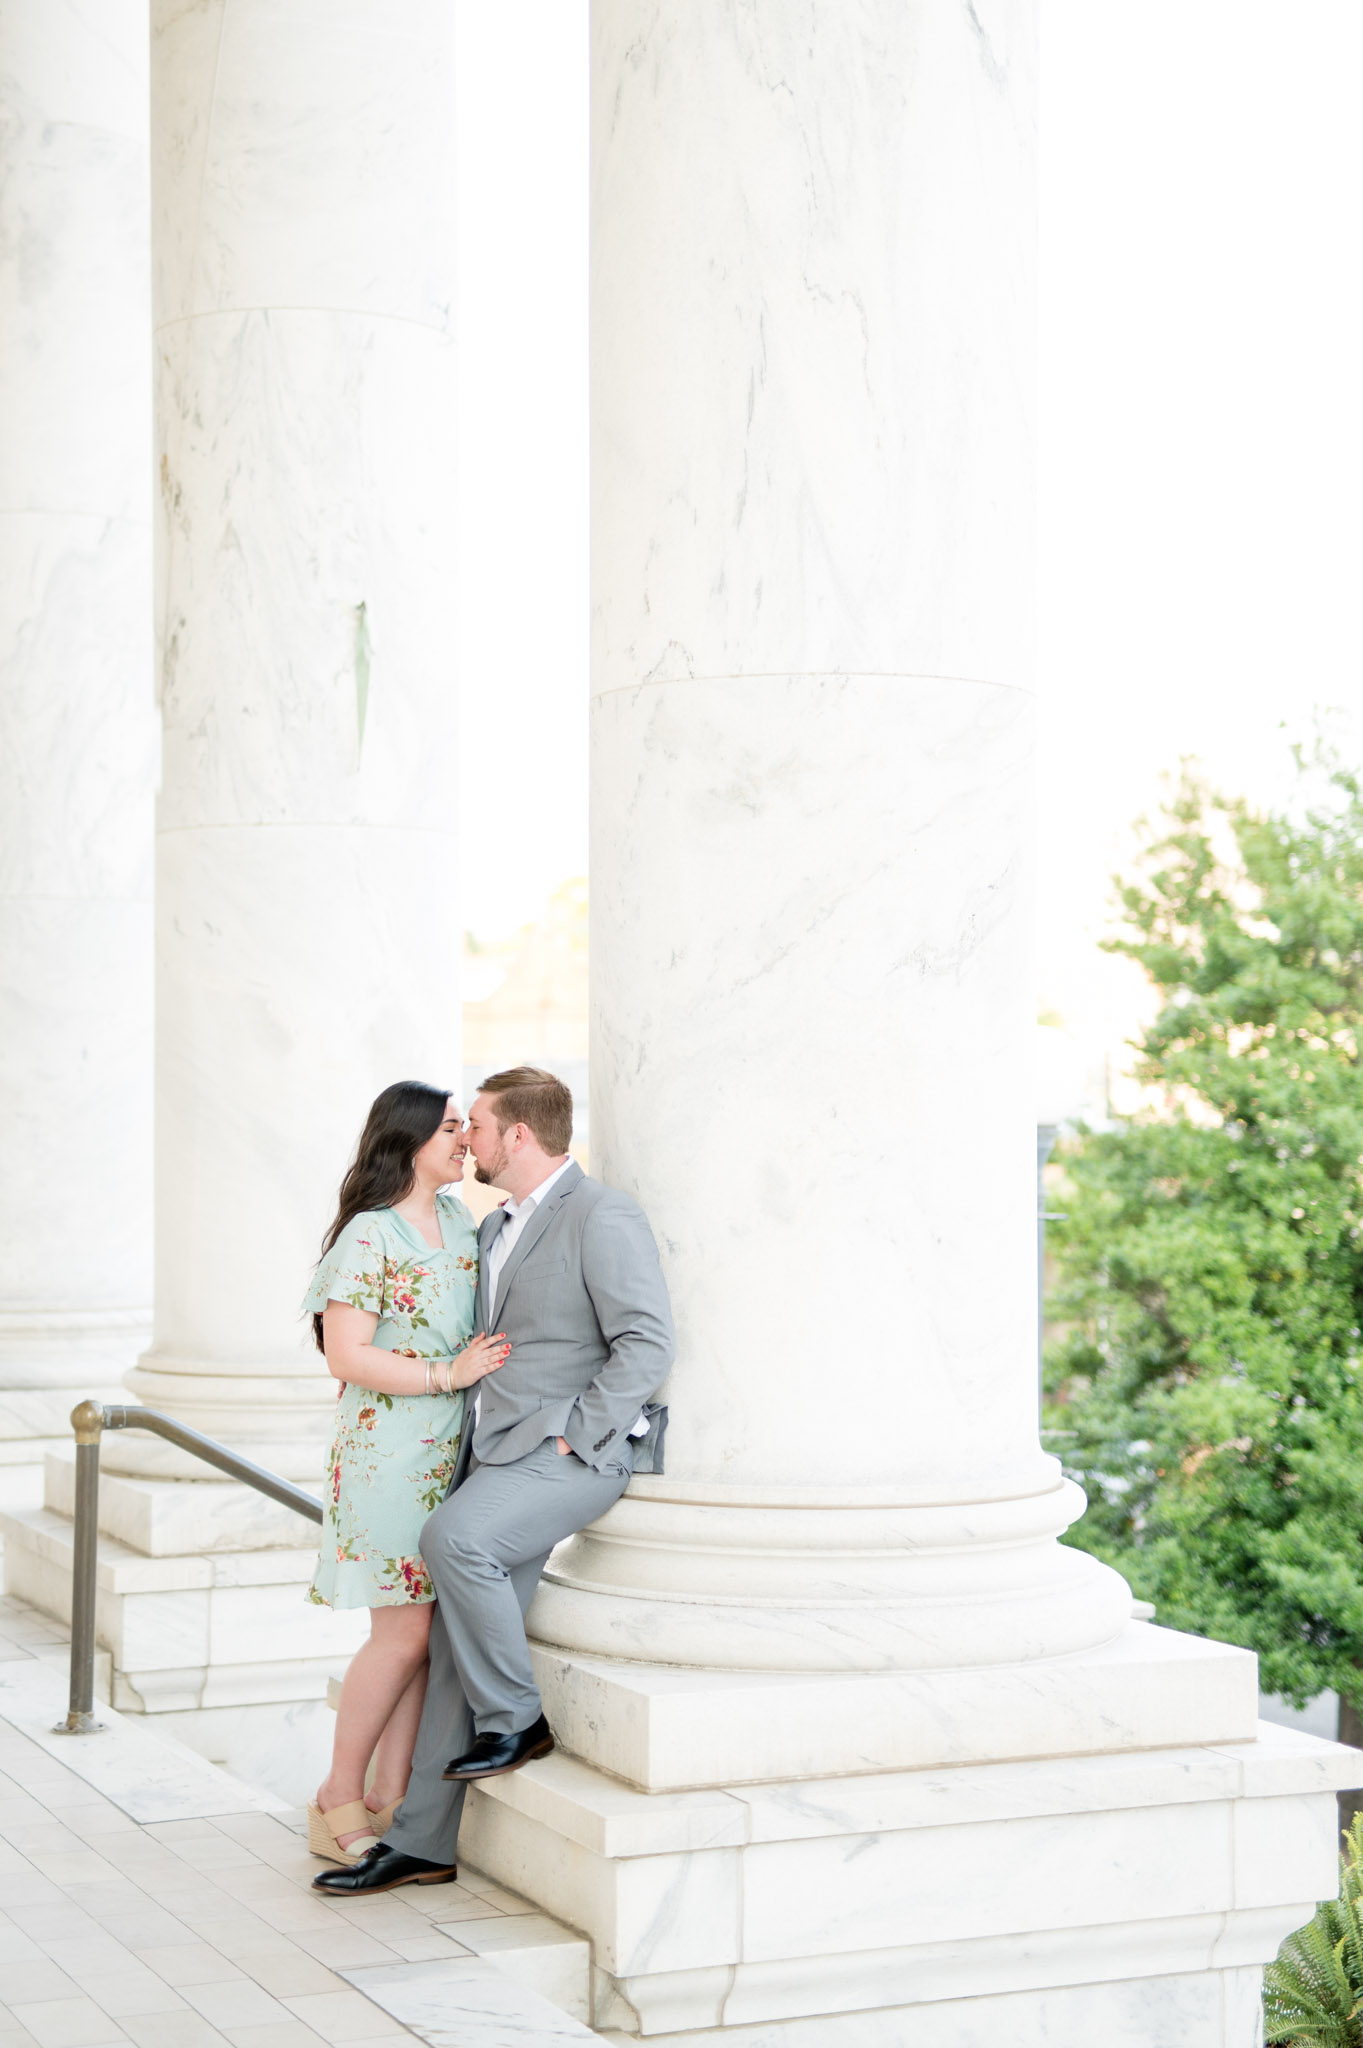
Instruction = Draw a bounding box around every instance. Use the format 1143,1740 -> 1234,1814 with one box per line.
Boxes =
318,1603 -> 432,1847
367,1660 -> 429,1812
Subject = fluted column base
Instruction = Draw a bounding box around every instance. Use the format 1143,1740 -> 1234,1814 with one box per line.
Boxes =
519,1618 -> 1258,1793
538,1470 -> 1131,1675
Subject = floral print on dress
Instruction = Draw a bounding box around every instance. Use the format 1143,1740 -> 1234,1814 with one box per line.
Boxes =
302,1193 -> 478,1610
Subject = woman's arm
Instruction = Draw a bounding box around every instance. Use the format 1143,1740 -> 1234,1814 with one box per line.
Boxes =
320,1302 -> 510,1394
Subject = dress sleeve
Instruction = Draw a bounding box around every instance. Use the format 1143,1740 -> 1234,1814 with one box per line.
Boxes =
301,1214 -> 387,1316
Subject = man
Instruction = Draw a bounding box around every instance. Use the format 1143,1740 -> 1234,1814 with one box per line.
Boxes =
314,1065 -> 674,1894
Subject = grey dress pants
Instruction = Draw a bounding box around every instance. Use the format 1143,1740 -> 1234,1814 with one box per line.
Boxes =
383,1438 -> 630,1867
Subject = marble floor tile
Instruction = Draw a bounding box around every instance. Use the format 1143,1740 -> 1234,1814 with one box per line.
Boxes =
450,1914 -> 579,1956
181,1983 -> 294,2030
0,1876 -> 64,1911
133,1944 -> 249,1989
1,1824 -> 91,1859
6,1993 -> 131,2047
0,2017 -> 43,2048
34,1939 -> 139,1977
280,1991 -> 412,2043
85,1908 -> 202,1951
229,1952 -> 343,1999
208,1866 -> 316,1909
175,1920 -> 302,1966
76,1978 -> 184,2023
0,1915 -> 46,1964
454,1879 -> 531,1914
118,2014 -> 233,2048
61,1883 -> 165,1920
286,1928 -> 401,1971
319,1898 -> 435,1942
51,1809 -> 140,1844
36,1865 -> 138,1897
6,1902 -> 103,1944
1,1965 -> 80,2007
148,1835 -> 259,1875
377,1939 -> 464,1963
209,1817 -> 320,1881
219,2026 -> 330,2048
393,1885 -> 503,1924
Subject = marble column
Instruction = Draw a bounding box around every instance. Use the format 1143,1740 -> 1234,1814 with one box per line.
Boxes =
538,0 -> 1126,1691
3,1 -> 462,1789
457,8 -> 1362,2041
111,0 -> 462,1483
0,2 -> 154,1508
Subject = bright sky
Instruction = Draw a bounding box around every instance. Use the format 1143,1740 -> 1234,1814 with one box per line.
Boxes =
454,2 -> 1363,1106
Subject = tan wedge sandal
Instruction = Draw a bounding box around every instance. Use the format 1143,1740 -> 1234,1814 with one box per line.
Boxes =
307,1799 -> 379,1864
369,1799 -> 400,1836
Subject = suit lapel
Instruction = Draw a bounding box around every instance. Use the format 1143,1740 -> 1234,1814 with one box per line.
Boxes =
491,1162 -> 582,1325
476,1209 -> 506,1332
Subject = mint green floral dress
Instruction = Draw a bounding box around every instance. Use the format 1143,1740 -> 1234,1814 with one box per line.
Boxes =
304,1194 -> 478,1609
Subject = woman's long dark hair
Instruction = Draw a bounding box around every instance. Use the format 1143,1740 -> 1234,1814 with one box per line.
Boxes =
312,1080 -> 453,1353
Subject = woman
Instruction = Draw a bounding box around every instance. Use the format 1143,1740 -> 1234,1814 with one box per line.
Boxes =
302,1080 -> 509,1863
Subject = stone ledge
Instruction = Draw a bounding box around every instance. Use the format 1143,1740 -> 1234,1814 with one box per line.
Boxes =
475,1715 -> 1363,1860
524,1620 -> 1261,1791
1,1503 -> 322,1591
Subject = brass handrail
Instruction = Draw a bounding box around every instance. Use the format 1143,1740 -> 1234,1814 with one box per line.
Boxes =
59,1401 -> 322,1734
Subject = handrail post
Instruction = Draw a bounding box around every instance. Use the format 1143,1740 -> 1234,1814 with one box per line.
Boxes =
58,1400 -> 106,1734
51,1399 -> 320,1735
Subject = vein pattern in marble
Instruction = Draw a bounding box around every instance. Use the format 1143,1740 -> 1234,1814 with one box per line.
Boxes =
341,1956 -> 602,2046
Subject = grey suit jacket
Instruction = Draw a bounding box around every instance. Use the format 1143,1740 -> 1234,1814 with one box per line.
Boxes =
465,1162 -> 674,1476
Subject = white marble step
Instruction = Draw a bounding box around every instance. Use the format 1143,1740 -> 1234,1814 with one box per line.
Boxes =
342,1953 -> 603,2045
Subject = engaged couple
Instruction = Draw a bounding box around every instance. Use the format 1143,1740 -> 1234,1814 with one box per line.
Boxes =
300,1065 -> 674,1894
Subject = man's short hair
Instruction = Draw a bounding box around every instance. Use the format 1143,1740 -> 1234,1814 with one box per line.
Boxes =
478,1066 -> 573,1156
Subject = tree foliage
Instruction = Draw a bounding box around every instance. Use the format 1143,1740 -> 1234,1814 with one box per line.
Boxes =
1045,754 -> 1363,1709
1264,1811 -> 1363,2045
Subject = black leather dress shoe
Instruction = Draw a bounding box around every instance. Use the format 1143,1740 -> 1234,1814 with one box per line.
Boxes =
441,1712 -> 555,1781
311,1843 -> 457,1895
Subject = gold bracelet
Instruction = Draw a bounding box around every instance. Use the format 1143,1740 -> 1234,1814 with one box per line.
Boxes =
424,1360 -> 433,1397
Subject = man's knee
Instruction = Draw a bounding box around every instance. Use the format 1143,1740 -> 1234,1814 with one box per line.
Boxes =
421,1505 -> 498,1580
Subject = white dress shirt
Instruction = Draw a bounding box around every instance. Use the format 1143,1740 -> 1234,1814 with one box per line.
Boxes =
482,1157 -> 574,1327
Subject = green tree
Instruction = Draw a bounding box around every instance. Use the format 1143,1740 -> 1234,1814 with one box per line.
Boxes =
1045,754 -> 1363,1720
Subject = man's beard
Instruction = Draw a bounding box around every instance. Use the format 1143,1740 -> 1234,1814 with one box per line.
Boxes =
474,1147 -> 508,1187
